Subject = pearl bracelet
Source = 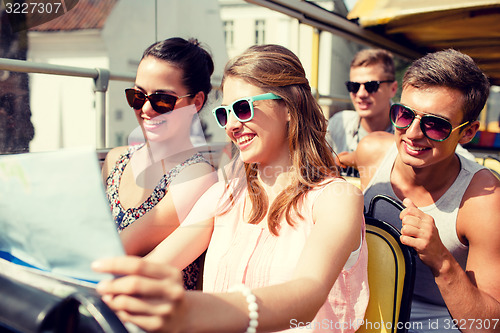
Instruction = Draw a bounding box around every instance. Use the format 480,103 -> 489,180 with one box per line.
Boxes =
229,284 -> 259,333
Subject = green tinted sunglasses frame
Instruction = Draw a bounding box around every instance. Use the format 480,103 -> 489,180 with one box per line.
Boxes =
212,92 -> 282,128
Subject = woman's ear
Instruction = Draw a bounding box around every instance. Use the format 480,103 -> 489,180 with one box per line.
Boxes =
458,120 -> 480,145
193,91 -> 206,113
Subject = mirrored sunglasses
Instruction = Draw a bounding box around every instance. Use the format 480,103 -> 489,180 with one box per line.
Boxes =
125,88 -> 192,114
345,80 -> 393,94
212,92 -> 282,128
390,103 -> 469,142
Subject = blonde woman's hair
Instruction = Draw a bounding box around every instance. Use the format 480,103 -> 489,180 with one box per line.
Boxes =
219,44 -> 340,235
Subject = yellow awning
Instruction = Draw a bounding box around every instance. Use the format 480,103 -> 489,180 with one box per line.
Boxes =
347,0 -> 500,85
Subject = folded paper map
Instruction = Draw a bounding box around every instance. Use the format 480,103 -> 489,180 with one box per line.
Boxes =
0,147 -> 124,283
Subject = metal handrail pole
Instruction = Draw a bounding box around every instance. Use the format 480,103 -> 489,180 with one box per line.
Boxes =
0,58 -> 135,82
94,68 -> 111,149
0,58 -> 135,150
0,57 -> 97,78
95,90 -> 107,149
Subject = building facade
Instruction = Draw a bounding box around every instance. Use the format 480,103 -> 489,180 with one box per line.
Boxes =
23,0 -> 359,152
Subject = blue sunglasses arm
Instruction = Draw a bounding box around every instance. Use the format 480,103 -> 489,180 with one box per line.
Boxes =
251,92 -> 282,101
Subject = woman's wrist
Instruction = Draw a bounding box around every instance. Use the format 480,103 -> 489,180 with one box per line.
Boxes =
229,284 -> 259,333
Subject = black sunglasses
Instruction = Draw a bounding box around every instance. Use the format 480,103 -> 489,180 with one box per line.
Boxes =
390,103 -> 469,142
345,80 -> 393,94
125,88 -> 192,114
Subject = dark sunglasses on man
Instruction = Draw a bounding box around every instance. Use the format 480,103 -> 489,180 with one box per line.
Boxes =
390,103 -> 469,142
125,88 -> 193,114
345,80 -> 394,94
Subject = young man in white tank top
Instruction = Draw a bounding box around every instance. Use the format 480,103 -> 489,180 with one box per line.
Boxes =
340,49 -> 500,332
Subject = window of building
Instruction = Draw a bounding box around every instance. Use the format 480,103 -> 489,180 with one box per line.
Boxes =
223,20 -> 234,48
255,19 -> 265,44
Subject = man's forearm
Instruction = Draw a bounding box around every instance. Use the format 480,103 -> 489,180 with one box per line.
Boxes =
436,257 -> 500,333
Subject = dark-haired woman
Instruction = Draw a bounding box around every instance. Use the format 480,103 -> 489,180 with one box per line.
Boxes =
101,37 -> 217,290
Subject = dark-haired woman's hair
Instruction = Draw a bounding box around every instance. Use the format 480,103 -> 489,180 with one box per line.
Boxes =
219,44 -> 340,235
142,37 -> 214,108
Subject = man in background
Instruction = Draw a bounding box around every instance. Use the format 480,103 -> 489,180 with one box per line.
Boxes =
327,48 -> 397,154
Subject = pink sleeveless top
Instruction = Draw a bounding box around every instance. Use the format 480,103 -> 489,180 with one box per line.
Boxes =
203,178 -> 369,332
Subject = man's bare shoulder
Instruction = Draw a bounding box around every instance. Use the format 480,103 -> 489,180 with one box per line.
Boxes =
361,131 -> 394,143
460,169 -> 500,235
356,131 -> 394,165
353,132 -> 394,188
462,169 -> 500,215
459,169 -> 500,282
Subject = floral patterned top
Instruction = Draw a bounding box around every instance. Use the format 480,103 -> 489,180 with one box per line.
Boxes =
105,144 -> 211,290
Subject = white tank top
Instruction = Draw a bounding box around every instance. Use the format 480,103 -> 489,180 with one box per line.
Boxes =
363,144 -> 485,306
